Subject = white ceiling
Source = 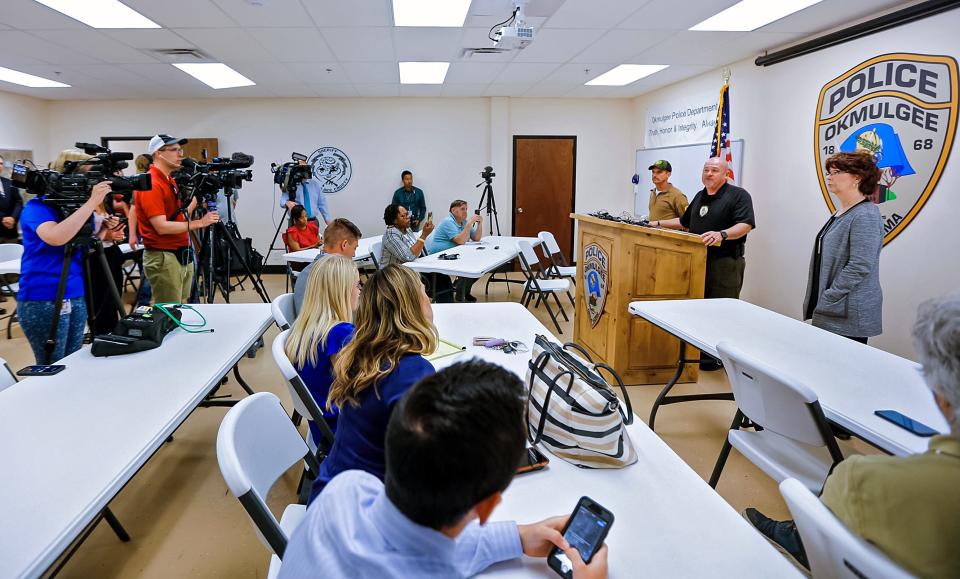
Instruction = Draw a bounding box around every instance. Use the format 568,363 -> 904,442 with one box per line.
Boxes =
0,0 -> 911,100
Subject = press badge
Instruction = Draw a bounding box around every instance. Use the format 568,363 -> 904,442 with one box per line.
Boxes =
61,300 -> 72,315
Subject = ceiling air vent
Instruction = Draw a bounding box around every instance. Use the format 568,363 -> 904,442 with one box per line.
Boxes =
149,48 -> 211,62
461,47 -> 509,58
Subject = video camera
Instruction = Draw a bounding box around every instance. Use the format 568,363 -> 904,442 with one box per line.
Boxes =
175,152 -> 254,207
11,142 -> 150,212
480,165 -> 496,184
270,152 -> 312,199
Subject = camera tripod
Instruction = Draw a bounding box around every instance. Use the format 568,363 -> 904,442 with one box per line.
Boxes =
45,229 -> 127,365
475,178 -> 501,236
194,187 -> 270,304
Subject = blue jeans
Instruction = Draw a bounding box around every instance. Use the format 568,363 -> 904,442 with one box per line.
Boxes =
19,298 -> 87,364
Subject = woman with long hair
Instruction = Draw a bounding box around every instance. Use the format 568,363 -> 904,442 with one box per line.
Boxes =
284,254 -> 360,445
308,264 -> 437,503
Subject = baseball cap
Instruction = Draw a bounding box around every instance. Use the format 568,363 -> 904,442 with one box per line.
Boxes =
147,134 -> 188,154
648,160 -> 672,172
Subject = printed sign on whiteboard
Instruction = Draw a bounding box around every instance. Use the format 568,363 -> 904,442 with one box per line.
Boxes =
645,90 -> 719,148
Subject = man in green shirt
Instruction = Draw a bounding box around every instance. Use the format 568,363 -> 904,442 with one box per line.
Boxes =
745,293 -> 960,578
646,159 -> 688,222
392,170 -> 426,232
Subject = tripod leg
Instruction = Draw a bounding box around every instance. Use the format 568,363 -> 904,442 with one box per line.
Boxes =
91,242 -> 127,326
219,223 -> 271,303
265,207 -> 289,265
43,245 -> 76,365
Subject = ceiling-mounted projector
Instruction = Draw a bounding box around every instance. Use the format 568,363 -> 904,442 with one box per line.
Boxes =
492,0 -> 534,50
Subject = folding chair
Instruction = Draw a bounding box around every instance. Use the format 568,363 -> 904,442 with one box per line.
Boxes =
370,240 -> 383,270
780,478 -> 913,579
0,243 -> 23,339
0,356 -> 17,393
538,231 -> 576,284
217,392 -> 319,577
271,293 -> 296,331
709,341 -> 843,493
517,240 -> 572,334
280,232 -> 301,293
271,329 -> 336,454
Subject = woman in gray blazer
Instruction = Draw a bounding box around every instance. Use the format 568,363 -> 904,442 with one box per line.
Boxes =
803,151 -> 883,343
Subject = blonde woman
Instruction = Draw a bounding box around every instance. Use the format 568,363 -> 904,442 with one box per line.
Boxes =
19,148 -> 112,362
285,254 -> 360,445
307,264 -> 437,503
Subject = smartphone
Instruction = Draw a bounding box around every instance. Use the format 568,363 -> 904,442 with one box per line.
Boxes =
875,409 -> 939,437
548,497 -> 614,578
426,211 -> 433,223
516,446 -> 550,475
17,364 -> 66,377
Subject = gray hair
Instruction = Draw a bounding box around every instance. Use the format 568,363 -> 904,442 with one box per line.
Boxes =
912,293 -> 960,433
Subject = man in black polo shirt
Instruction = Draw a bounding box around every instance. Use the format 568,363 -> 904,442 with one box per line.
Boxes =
657,157 -> 755,368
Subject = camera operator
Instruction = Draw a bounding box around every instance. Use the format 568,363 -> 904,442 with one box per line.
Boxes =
0,153 -> 24,244
17,149 -> 112,363
89,190 -> 129,335
281,159 -> 332,226
136,134 -> 218,304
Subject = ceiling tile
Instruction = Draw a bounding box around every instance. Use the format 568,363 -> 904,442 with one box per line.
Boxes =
247,28 -> 336,62
392,27 -> 465,61
174,28 -> 271,63
399,85 -> 443,97
630,31 -> 748,66
543,0 -> 650,29
342,62 -> 398,84
267,84 -> 323,97
286,62 -> 351,84
101,29 -> 196,50
760,0 -> 906,33
569,28 -> 673,63
522,83 -> 578,97
123,0 -> 237,29
29,30 -> 159,64
0,31 -> 101,65
444,61 -> 507,84
320,27 -> 395,62
484,83 -> 534,97
618,0 -> 740,30
0,0 -> 88,30
493,62 -> 560,84
210,0 -> 313,27
540,62 -> 613,84
512,29 -> 607,63
441,84 -> 489,97
229,62 -> 299,85
304,0 -> 393,27
308,84 -> 360,97
354,83 -> 401,97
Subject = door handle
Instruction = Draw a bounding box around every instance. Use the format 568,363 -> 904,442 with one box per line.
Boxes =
517,207 -> 524,213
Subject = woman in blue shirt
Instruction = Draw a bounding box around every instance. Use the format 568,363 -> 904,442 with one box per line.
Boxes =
18,149 -> 113,363
309,264 -> 437,503
284,254 -> 361,446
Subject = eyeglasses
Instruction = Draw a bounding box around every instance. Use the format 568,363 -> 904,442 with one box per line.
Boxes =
160,146 -> 184,154
825,169 -> 847,176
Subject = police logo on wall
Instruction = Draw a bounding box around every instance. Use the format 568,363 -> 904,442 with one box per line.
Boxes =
815,53 -> 958,245
583,243 -> 609,327
308,146 -> 352,194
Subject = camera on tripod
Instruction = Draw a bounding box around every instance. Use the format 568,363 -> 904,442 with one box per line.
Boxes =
175,152 -> 254,208
11,142 -> 150,213
480,165 -> 496,184
270,152 -> 312,197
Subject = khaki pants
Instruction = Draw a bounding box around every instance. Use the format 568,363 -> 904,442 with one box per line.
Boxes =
143,249 -> 194,304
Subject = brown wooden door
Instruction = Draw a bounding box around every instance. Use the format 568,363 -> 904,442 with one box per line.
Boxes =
182,138 -> 219,162
513,136 -> 576,259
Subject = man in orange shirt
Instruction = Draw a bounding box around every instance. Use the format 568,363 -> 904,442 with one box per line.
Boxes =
135,135 -> 218,303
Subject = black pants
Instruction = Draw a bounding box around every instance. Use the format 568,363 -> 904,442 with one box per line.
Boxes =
701,255 -> 746,369
454,277 -> 477,302
89,244 -> 126,335
423,274 -> 454,303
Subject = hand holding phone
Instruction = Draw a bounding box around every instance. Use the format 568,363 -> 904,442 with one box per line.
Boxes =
426,211 -> 433,223
548,497 -> 613,578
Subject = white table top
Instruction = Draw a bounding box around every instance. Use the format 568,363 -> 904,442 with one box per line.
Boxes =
0,303 -> 273,578
283,234 -> 383,264
430,303 -> 801,578
404,236 -> 541,279
0,258 -> 20,275
629,298 -> 949,456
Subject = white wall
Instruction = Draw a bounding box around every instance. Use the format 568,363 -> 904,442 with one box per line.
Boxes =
0,89 -> 50,167
631,15 -> 960,358
42,96 -> 634,264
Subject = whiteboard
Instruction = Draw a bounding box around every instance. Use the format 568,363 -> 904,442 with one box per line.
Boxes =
634,140 -> 744,216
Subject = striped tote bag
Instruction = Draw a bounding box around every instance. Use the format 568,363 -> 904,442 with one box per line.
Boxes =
525,335 -> 637,468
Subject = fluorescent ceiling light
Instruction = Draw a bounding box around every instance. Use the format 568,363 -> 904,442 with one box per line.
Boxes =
392,0 -> 471,27
0,66 -> 70,88
172,63 -> 255,89
34,0 -> 160,29
690,0 -> 824,31
399,62 -> 450,84
586,65 -> 668,86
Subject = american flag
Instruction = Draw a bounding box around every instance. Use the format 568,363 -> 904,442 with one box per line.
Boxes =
710,82 -> 735,181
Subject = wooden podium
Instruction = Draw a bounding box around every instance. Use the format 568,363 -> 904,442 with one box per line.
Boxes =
572,213 -> 706,385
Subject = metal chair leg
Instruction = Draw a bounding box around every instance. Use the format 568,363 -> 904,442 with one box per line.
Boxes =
708,410 -> 745,488
543,297 -> 563,334
552,292 -> 569,321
